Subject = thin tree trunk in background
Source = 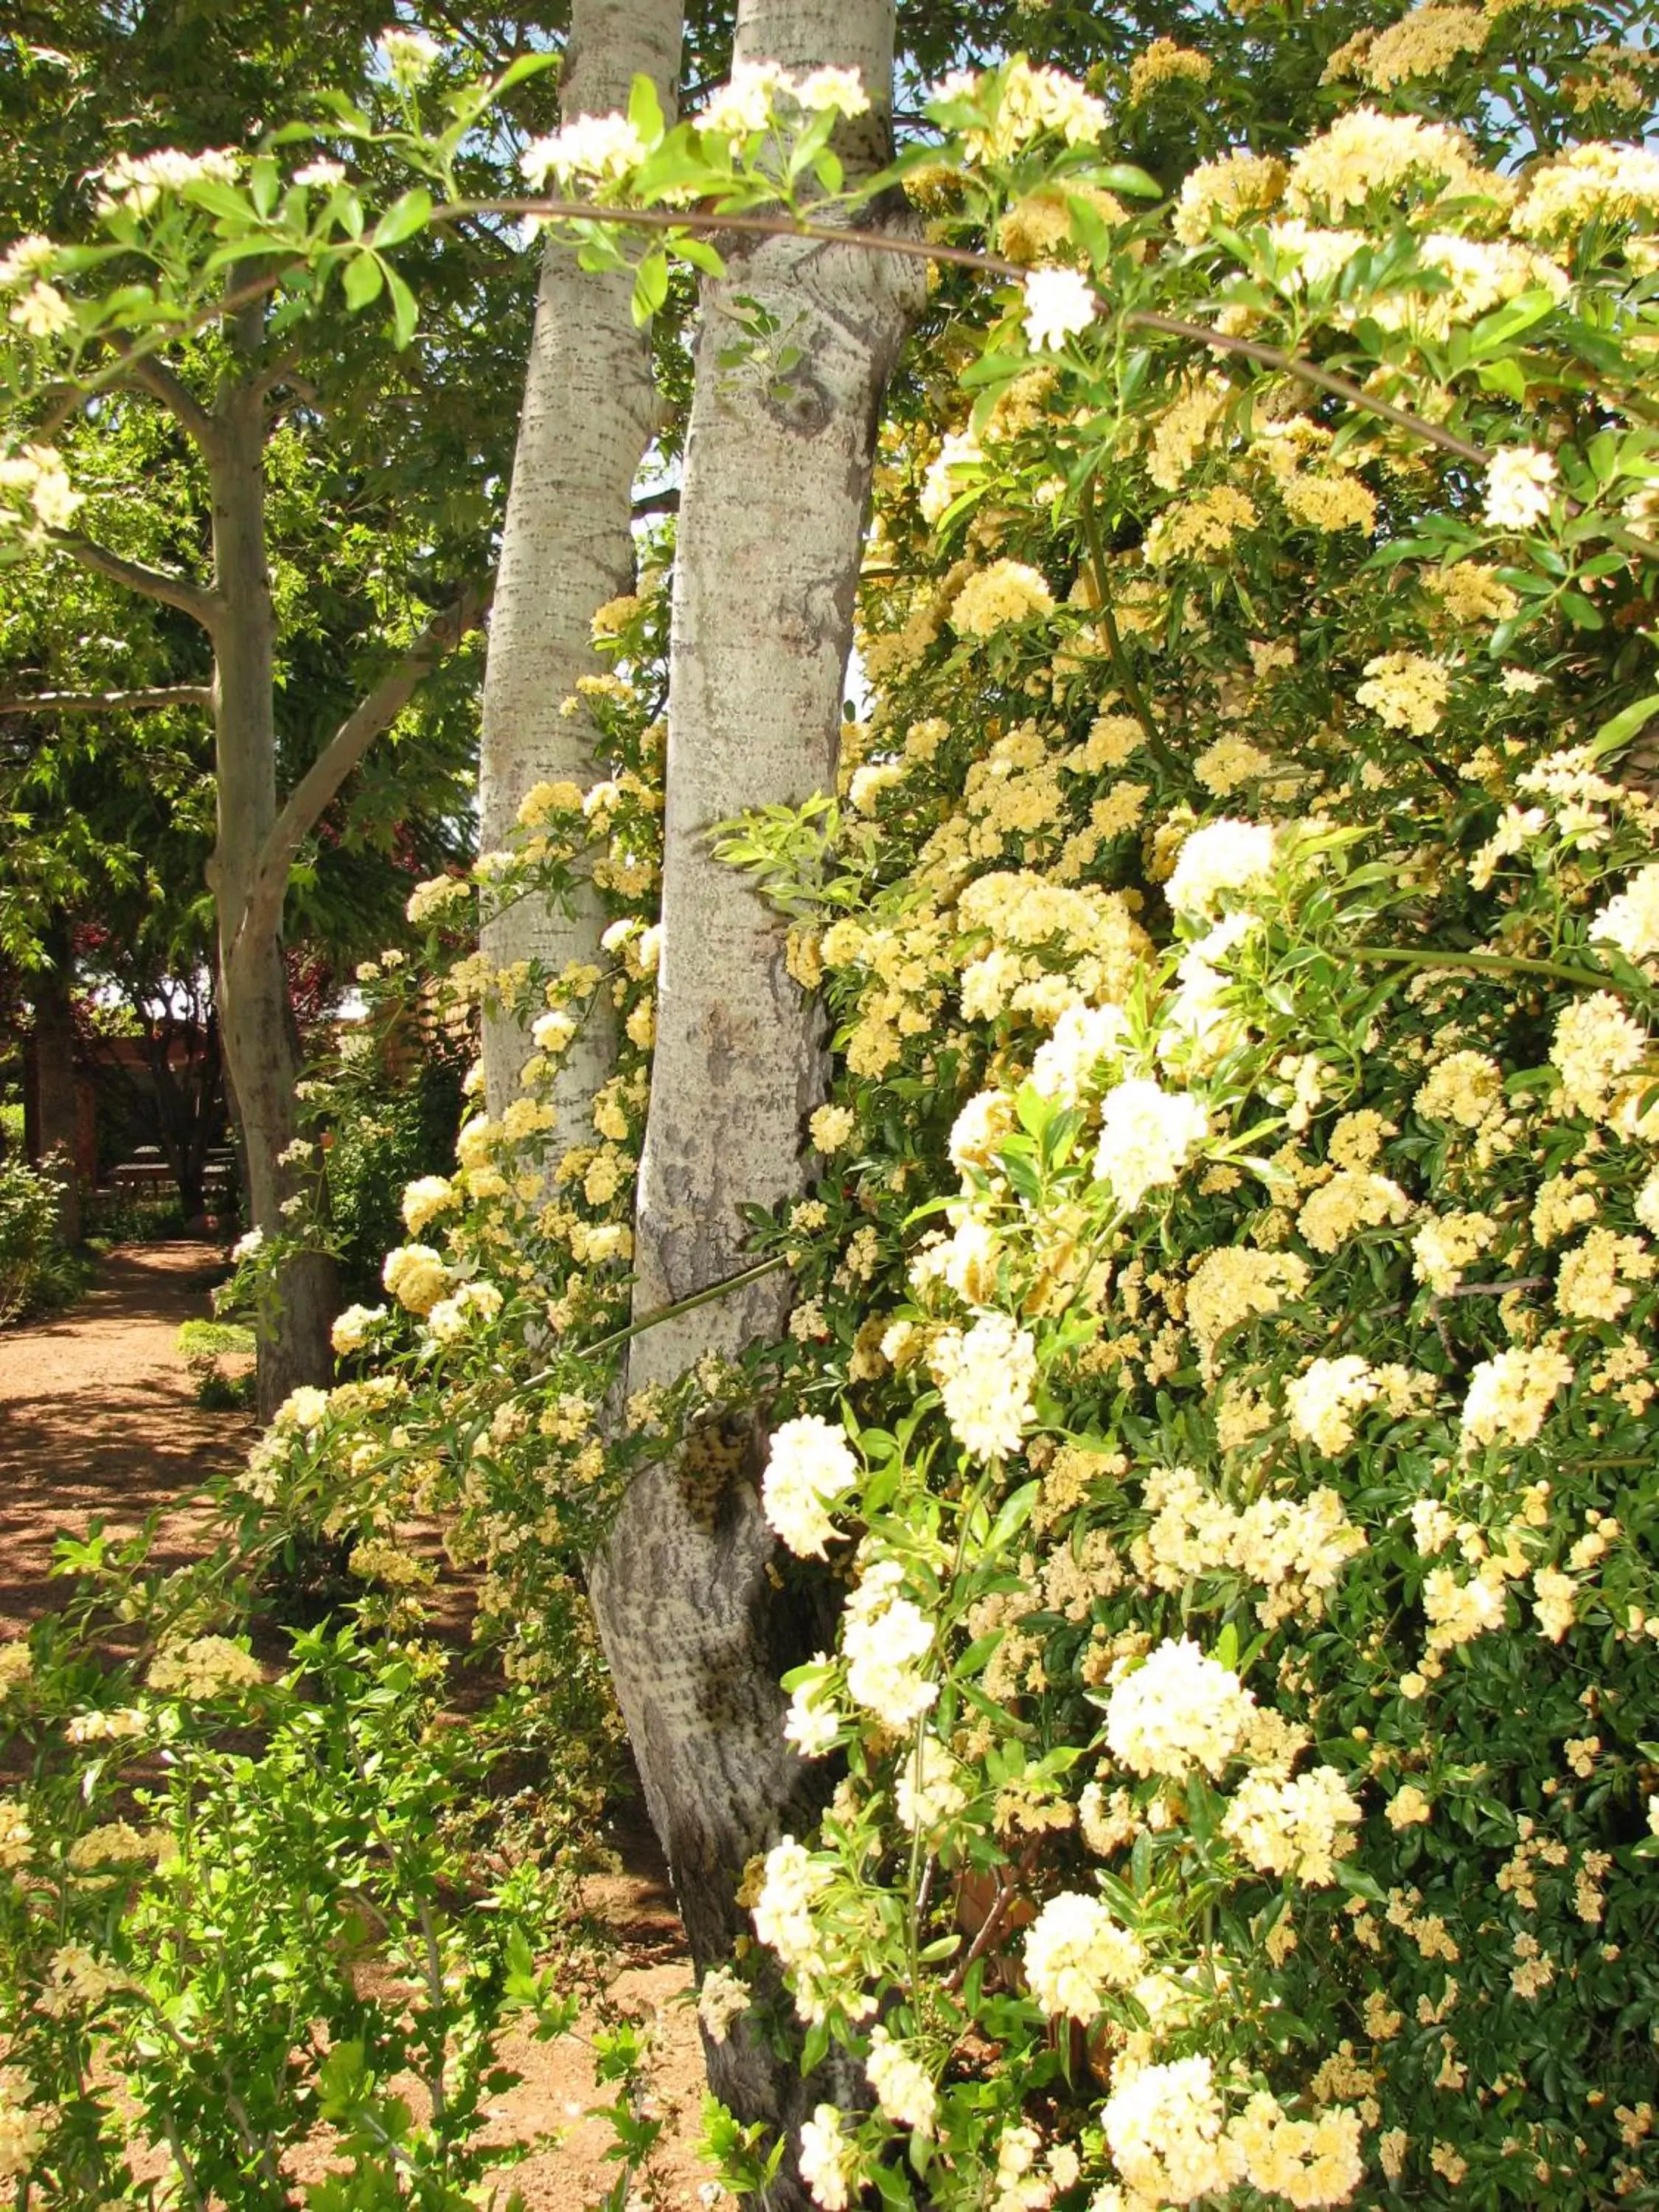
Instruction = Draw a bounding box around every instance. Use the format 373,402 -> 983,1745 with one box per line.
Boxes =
209,344 -> 336,1418
28,916 -> 81,1243
588,0 -> 921,2173
478,0 -> 683,1127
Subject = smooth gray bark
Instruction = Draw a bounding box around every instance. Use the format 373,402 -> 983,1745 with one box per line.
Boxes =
585,0 -> 922,2178
478,0 -> 683,1128
209,351 -> 337,1418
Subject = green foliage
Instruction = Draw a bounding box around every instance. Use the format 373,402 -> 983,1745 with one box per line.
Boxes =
176,1318 -> 257,1364
178,1318 -> 257,1408
0,1526 -> 608,2206
83,1187 -> 193,1247
0,1151 -> 83,1323
313,1031 -> 469,1304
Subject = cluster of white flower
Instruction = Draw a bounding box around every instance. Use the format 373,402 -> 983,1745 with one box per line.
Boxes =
1165,818 -> 1277,916
97,146 -> 239,216
426,1278 -> 504,1343
934,58 -> 1109,158
1483,445 -> 1557,532
1103,2054 -> 1244,2203
920,428 -> 984,524
378,27 -> 442,86
866,2026 -> 939,2134
521,113 -> 652,190
696,1964 -> 751,2044
383,1242 -> 449,1315
0,1800 -> 31,1869
145,1636 -> 265,1700
799,2102 -> 858,2211
0,2070 -> 51,2183
330,1301 -> 387,1355
1105,1638 -> 1255,1778
1023,1891 -> 1147,2020
1093,1077 -> 1208,1210
700,60 -> 871,143
762,1415 -> 859,1557
894,1733 -> 967,1832
1023,266 -> 1097,352
405,873 -> 472,924
751,1836 -> 832,1971
402,1173 -> 459,1236
1221,1765 -> 1363,1885
1030,1001 -> 1129,1104
34,1944 -> 131,2019
1459,1343 -> 1574,1449
929,1311 -> 1037,1459
0,443 -> 82,530
1591,861 -> 1659,966
1284,1356 -> 1379,1455
784,1661 -> 842,1758
274,1385 -> 330,1433
841,1559 -> 936,1726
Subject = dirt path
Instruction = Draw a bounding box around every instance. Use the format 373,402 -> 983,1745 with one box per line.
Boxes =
0,1240 -> 251,1623
0,1246 -> 711,2210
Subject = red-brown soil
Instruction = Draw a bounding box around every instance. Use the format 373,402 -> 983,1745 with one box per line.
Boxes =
0,1245 -> 709,2211
0,1241 -> 254,1618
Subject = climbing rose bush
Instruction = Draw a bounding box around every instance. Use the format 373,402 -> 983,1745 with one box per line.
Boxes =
5,5 -> 1659,2208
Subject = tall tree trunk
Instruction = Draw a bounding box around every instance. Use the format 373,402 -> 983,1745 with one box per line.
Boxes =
588,0 -> 921,2170
27,916 -> 81,1244
209,356 -> 336,1417
477,0 -> 683,1126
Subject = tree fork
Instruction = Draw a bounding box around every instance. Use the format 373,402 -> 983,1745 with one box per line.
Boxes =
587,0 -> 924,2189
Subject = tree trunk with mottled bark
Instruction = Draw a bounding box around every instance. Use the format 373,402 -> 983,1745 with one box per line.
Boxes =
478,0 -> 683,1127
585,0 -> 922,2175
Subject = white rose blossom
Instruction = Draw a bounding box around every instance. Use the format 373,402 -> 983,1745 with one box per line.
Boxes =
762,1416 -> 859,1557
1022,265 -> 1097,352
1484,445 -> 1557,532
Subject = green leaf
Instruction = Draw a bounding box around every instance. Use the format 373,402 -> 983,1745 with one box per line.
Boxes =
918,1933 -> 962,1962
631,248 -> 669,327
384,263 -> 419,348
633,142 -> 722,206
1093,163 -> 1163,199
185,180 -> 254,225
628,72 -> 666,145
1476,356 -> 1527,406
987,1479 -> 1040,1553
1467,288 -> 1558,358
1014,1081 -> 1051,1141
676,235 -> 726,279
249,155 -> 281,218
370,187 -> 433,250
1586,692 -> 1659,762
492,50 -> 561,97
342,249 -> 384,310
801,2017 -> 830,2077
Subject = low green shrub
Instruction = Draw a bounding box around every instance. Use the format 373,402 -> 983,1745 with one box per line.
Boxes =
0,1154 -> 86,1325
176,1318 -> 257,1365
83,1189 -> 192,1246
0,1512 -> 624,2205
